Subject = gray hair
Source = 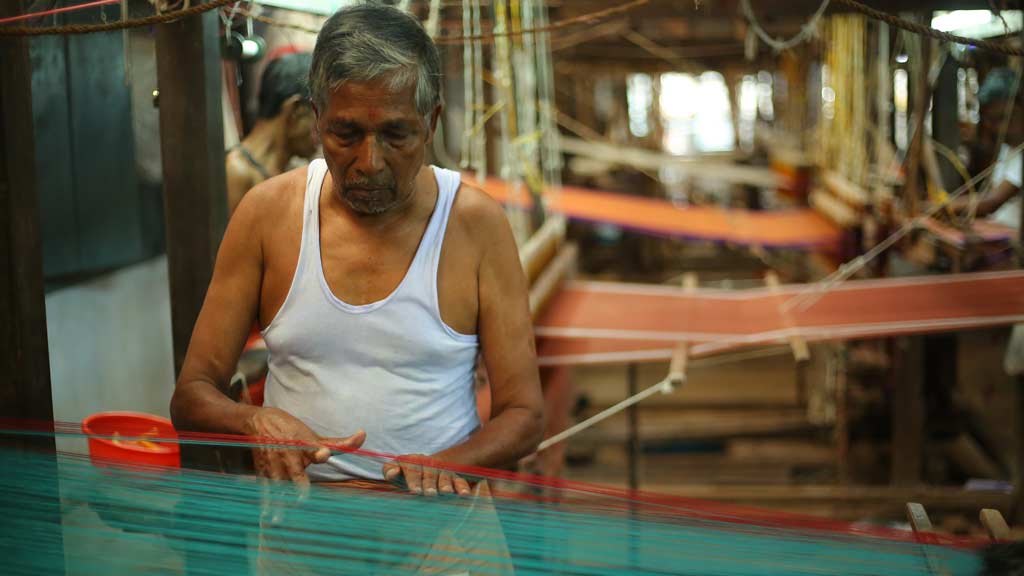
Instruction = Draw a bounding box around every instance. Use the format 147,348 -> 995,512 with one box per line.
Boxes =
310,3 -> 442,117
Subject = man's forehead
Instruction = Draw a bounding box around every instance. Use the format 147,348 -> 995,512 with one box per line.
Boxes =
324,78 -> 419,117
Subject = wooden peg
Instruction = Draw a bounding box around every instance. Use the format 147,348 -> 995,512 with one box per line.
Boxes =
765,271 -> 810,363
668,273 -> 698,385
907,502 -> 950,576
980,508 -> 1011,542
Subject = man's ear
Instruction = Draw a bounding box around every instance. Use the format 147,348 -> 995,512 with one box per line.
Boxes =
282,94 -> 309,121
426,104 -> 442,141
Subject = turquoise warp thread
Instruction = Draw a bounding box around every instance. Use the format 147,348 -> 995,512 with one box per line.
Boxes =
0,449 -> 983,575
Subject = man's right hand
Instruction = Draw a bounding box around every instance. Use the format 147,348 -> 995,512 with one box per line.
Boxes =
244,406 -> 366,484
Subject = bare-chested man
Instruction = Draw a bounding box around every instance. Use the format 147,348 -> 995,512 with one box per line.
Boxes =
225,51 -> 319,215
171,4 -> 544,496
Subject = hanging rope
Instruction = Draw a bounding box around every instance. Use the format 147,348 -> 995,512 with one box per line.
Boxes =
740,0 -> 831,53
834,0 -> 1024,57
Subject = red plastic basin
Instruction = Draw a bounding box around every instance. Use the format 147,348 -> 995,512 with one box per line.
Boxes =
81,411 -> 180,468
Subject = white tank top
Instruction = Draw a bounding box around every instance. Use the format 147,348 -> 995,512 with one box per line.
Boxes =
261,159 -> 480,481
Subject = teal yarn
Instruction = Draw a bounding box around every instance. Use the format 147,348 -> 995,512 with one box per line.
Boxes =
0,449 -> 984,575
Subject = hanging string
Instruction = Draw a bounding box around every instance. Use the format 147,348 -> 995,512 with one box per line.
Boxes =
535,377 -> 676,452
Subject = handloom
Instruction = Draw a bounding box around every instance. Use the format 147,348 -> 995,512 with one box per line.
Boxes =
0,424 -> 998,575
535,270 -> 1024,366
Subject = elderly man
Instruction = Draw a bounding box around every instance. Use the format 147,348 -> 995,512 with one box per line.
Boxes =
171,4 -> 544,496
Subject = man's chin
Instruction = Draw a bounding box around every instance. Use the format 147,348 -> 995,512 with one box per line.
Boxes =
343,197 -> 392,216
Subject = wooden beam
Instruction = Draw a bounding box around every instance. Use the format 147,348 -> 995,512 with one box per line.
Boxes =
0,0 -> 55,449
156,3 -> 232,473
636,484 -> 1013,521
559,136 -> 779,189
156,4 -> 229,377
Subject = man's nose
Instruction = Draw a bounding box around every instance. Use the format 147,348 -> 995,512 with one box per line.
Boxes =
353,134 -> 386,177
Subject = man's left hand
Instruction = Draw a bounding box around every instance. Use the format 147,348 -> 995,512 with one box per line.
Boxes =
383,454 -> 471,497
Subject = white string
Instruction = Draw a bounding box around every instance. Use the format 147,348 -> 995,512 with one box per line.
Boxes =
740,0 -> 831,53
535,377 -> 676,452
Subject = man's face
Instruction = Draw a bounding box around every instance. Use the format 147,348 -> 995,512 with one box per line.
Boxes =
316,76 -> 436,216
980,99 -> 1024,148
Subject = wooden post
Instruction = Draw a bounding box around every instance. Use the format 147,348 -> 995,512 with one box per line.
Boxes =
0,1 -> 56,449
891,337 -> 925,485
155,4 -> 228,377
903,31 -> 930,217
0,2 -> 63,568
155,4 -> 233,473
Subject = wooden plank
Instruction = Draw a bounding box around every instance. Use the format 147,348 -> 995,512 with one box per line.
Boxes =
891,337 -> 924,485
0,1 -> 55,449
980,508 -> 1011,541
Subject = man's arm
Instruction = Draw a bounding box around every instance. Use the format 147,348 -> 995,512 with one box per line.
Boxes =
949,180 -> 1019,217
170,183 -> 363,482
383,192 -> 544,495
170,185 -> 265,434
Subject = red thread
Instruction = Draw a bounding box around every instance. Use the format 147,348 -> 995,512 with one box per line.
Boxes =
0,0 -> 120,26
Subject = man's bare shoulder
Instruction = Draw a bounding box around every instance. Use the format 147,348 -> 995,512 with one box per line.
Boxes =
451,181 -> 511,246
232,164 -> 310,225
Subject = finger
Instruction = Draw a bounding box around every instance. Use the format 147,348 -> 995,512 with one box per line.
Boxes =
315,429 -> 366,463
269,452 -> 288,481
421,464 -> 438,497
253,449 -> 271,478
437,471 -> 454,495
284,453 -> 310,485
453,475 -> 471,497
402,463 -> 422,495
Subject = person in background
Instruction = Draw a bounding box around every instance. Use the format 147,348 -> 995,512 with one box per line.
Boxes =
953,67 -> 1024,229
225,51 -> 319,215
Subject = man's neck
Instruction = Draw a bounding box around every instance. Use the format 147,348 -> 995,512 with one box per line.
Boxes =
240,118 -> 292,176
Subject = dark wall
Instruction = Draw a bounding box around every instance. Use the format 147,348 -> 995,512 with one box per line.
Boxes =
28,7 -> 163,283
